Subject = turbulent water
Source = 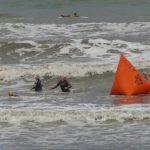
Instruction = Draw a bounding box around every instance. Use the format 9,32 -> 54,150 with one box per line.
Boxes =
1,0 -> 150,150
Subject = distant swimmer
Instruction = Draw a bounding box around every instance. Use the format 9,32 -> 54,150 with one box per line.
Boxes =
51,76 -> 72,92
8,90 -> 18,97
31,75 -> 42,92
60,12 -> 79,18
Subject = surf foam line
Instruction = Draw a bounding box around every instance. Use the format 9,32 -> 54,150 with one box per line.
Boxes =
1,107 -> 150,123
1,38 -> 150,61
0,61 -> 150,82
1,22 -> 150,39
0,63 -> 115,81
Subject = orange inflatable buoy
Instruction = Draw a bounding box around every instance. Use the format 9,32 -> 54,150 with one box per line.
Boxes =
110,54 -> 150,95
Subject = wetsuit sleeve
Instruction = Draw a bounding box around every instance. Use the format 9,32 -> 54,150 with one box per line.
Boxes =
31,86 -> 35,90
31,82 -> 36,90
66,81 -> 72,89
51,81 -> 60,89
68,82 -> 72,88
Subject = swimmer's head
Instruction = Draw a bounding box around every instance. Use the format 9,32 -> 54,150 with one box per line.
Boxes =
60,76 -> 66,80
8,91 -> 14,96
73,12 -> 78,17
35,75 -> 40,80
74,12 -> 77,15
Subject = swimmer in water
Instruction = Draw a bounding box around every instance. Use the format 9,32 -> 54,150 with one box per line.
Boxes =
8,90 -> 18,97
51,76 -> 72,92
31,75 -> 42,92
60,12 -> 79,18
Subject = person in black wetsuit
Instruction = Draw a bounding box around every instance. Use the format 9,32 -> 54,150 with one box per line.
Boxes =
51,76 -> 72,92
31,75 -> 42,92
60,12 -> 79,18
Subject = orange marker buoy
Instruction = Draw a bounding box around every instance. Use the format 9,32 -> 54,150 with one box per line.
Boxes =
110,54 -> 150,95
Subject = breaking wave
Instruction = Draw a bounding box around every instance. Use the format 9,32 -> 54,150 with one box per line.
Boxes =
0,61 -> 150,82
1,22 -> 150,40
1,106 -> 150,124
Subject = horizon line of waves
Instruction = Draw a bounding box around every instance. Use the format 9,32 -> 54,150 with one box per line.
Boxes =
0,108 -> 150,124
0,62 -> 150,82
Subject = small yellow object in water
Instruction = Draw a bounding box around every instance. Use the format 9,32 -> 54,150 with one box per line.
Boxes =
8,91 -> 14,96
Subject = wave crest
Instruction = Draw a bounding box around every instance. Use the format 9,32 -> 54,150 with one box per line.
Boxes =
1,107 -> 150,124
0,61 -> 150,82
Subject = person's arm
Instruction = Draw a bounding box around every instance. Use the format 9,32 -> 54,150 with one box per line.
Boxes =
31,87 -> 34,90
31,85 -> 35,90
65,80 -> 72,89
60,14 -> 69,17
31,81 -> 36,90
51,81 -> 60,89
68,82 -> 72,88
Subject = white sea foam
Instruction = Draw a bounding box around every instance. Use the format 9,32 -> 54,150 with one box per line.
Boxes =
3,37 -> 150,63
58,38 -> 150,60
1,22 -> 150,65
1,22 -> 150,39
0,63 -> 115,81
14,40 -> 43,57
0,22 -> 150,81
7,38 -> 150,63
0,106 -> 150,124
0,60 -> 150,82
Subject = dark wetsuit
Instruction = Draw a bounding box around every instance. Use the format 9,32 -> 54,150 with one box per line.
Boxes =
60,15 -> 70,17
31,79 -> 42,92
52,79 -> 72,92
60,13 -> 79,18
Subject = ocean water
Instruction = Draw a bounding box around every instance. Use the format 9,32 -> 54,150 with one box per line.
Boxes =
1,0 -> 150,149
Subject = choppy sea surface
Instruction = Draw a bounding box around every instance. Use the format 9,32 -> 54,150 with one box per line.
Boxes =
1,0 -> 150,149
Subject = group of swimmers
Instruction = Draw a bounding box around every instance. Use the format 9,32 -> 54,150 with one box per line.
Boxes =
8,75 -> 72,96
7,71 -> 148,96
31,75 -> 72,92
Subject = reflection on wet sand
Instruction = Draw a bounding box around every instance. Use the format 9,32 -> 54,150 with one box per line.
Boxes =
113,95 -> 150,105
